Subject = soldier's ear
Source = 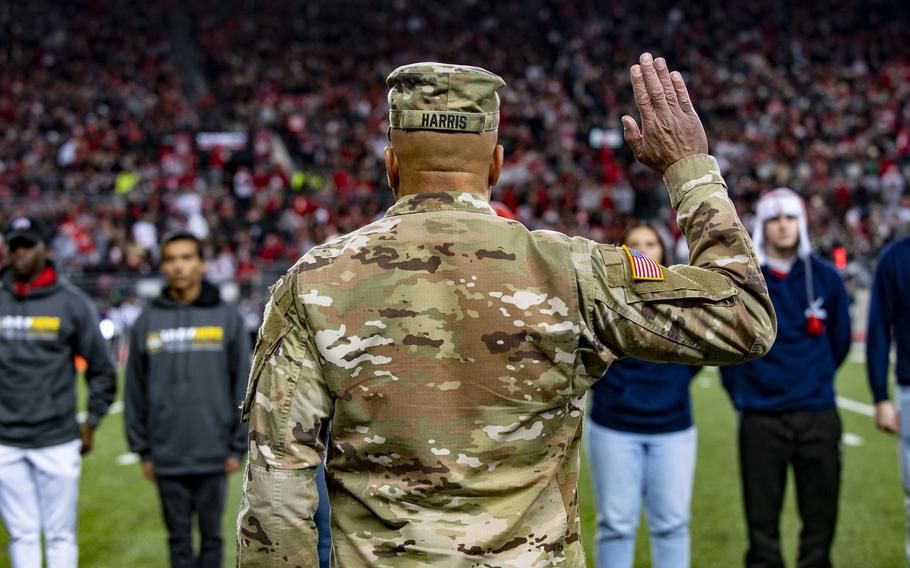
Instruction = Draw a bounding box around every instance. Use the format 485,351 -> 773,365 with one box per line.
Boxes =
384,146 -> 399,195
488,144 -> 504,188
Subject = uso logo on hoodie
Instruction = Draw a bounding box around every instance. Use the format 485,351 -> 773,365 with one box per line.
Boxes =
146,326 -> 224,354
1,315 -> 61,341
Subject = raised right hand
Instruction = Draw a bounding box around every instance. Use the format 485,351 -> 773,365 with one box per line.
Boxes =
622,53 -> 709,174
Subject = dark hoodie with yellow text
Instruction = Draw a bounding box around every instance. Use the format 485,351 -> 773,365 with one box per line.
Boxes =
124,281 -> 250,476
0,263 -> 116,447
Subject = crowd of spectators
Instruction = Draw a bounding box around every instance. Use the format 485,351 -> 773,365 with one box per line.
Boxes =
2,0 -> 909,301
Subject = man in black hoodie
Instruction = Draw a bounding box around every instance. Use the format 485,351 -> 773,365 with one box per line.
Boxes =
125,231 -> 250,568
0,216 -> 116,568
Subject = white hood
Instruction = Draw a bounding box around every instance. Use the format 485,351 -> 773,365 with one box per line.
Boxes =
751,187 -> 812,265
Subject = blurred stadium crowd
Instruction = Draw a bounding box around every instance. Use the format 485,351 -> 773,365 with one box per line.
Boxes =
2,0 -> 909,303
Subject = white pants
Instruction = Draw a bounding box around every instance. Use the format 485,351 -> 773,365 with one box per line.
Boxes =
0,439 -> 81,568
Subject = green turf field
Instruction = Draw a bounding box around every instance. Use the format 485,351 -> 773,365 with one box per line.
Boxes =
1,353 -> 904,567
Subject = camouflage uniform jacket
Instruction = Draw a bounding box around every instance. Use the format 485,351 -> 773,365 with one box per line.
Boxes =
237,154 -> 776,567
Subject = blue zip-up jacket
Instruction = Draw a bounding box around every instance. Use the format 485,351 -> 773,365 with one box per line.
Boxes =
590,358 -> 699,434
721,255 -> 851,412
867,237 -> 910,402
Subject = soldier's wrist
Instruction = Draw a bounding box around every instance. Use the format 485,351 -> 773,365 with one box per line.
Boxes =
662,154 -> 725,209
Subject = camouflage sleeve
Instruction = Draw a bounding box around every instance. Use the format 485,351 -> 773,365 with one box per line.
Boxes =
236,272 -> 333,567
576,154 -> 776,368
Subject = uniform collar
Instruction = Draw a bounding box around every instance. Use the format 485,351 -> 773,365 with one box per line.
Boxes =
384,191 -> 497,218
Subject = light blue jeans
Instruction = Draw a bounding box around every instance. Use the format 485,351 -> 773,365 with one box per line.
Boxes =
898,386 -> 910,566
586,422 -> 697,568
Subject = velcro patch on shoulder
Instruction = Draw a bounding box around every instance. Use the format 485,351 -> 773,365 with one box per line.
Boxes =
266,279 -> 290,312
622,245 -> 665,282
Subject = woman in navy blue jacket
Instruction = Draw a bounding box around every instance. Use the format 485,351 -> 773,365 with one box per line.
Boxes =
587,223 -> 700,568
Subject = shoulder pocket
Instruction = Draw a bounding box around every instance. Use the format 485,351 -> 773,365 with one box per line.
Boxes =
599,246 -> 737,304
625,265 -> 738,304
241,279 -> 295,421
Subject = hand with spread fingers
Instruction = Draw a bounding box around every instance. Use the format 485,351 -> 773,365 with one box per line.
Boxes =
622,52 -> 709,174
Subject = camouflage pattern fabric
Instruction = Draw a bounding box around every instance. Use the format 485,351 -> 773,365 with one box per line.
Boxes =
387,62 -> 505,132
236,154 -> 776,567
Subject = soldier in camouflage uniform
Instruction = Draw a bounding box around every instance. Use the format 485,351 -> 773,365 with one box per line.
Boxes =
237,53 -> 777,567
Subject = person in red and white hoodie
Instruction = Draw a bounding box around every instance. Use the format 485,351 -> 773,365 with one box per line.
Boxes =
721,189 -> 852,568
0,217 -> 116,568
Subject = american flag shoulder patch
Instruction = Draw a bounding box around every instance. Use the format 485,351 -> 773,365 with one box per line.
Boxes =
622,245 -> 665,281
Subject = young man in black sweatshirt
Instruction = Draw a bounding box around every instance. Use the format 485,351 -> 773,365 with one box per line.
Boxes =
0,216 -> 116,568
125,231 -> 250,568
721,189 -> 851,568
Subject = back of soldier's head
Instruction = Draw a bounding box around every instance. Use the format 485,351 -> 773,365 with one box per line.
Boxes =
386,62 -> 505,175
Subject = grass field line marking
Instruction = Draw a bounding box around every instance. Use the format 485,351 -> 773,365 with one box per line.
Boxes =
842,432 -> 864,446
76,400 -> 124,424
837,396 -> 875,417
116,453 -> 140,466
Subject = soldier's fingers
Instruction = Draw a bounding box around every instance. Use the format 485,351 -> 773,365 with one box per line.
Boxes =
671,71 -> 694,113
640,53 -> 669,112
655,58 -> 677,107
630,65 -> 654,121
621,115 -> 643,155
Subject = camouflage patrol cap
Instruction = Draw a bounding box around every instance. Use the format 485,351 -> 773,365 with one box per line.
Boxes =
387,62 -> 505,133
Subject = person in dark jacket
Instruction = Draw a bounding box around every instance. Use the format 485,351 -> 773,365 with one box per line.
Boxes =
125,231 -> 250,568
865,236 -> 910,563
721,189 -> 851,568
0,216 -> 116,568
587,223 -> 700,568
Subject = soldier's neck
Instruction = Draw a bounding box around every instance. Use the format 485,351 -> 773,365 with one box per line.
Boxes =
395,171 -> 490,200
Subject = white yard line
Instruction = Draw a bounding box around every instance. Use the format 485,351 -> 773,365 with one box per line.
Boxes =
836,396 -> 875,417
116,453 -> 140,466
76,400 -> 124,424
842,432 -> 864,447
